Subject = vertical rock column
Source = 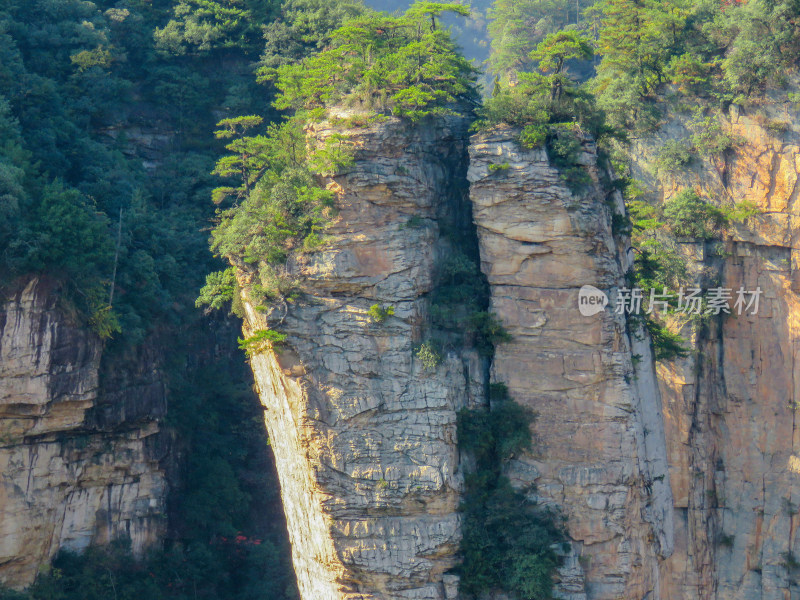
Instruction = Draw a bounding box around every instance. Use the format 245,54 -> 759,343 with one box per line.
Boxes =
240,115 -> 482,600
468,126 -> 673,600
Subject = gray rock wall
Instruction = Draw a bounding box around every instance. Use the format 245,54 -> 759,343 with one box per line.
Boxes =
0,278 -> 167,588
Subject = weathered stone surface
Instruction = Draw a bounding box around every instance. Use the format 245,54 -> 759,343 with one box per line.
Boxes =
629,96 -> 800,599
239,114 -> 484,600
469,126 -> 673,600
0,278 -> 166,588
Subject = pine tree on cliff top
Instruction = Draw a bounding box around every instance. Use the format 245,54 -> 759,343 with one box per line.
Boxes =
264,1 -> 479,121
486,0 -> 579,79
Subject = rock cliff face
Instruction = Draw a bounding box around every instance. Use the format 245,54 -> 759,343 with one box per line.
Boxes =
468,126 -> 673,599
0,278 -> 167,588
239,114 -> 483,600
242,115 -> 679,600
628,101 -> 800,600
240,102 -> 800,600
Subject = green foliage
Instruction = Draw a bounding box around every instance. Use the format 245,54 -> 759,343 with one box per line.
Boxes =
716,0 -> 800,98
532,30 -> 594,80
486,0 -> 589,78
196,267 -> 238,311
547,124 -> 593,193
266,2 -> 478,122
308,133 -> 356,174
87,295 -> 122,340
481,29 -> 601,135
209,118 -> 337,275
634,238 -> 688,292
163,340 -> 297,597
416,340 -> 442,370
211,115 -> 272,203
154,0 -> 276,55
645,317 -> 688,361
689,113 -> 741,157
0,4 -> 301,592
457,385 -> 565,599
665,53 -> 712,96
488,162 -> 510,172
238,329 -> 288,356
260,0 -> 366,69
654,139 -> 693,174
368,303 -> 395,324
402,214 -> 425,228
70,46 -> 113,72
429,248 -> 494,348
479,29 -> 609,190
627,198 -> 689,295
466,311 -> 513,356
721,200 -> 760,223
0,0 -> 262,346
588,0 -> 666,131
588,0 -> 800,129
663,189 -> 727,239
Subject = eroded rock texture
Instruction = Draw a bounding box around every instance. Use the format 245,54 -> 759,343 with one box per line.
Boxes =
628,100 -> 800,600
468,126 -> 674,600
0,278 -> 167,588
239,115 -> 483,600
241,103 -> 800,600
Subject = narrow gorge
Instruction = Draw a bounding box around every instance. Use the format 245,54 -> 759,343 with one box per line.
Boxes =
4,1 -> 800,599
227,104 -> 800,599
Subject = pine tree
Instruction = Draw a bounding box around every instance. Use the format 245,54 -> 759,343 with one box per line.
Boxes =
267,1 -> 478,122
486,0 -> 575,79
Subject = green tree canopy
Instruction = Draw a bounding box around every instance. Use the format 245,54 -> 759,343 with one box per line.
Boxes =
260,0 -> 367,68
479,29 -> 603,151
266,1 -> 479,121
486,0 -> 589,79
155,0 -> 278,55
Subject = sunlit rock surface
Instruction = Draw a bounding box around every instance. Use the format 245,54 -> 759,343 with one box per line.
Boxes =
239,115 -> 483,600
469,126 -> 673,600
0,278 -> 167,588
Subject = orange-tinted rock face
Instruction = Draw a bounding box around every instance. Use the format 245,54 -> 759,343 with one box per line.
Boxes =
468,126 -> 673,600
0,278 -> 167,589
629,102 -> 800,599
232,104 -> 800,600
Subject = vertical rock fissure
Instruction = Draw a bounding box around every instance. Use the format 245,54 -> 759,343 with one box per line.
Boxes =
467,125 -> 673,599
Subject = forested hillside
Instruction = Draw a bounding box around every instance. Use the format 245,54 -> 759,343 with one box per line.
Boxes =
0,1 -> 293,598
3,0 -> 800,598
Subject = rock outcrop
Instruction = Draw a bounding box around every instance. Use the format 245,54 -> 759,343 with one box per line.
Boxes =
627,99 -> 800,600
239,114 -> 484,600
236,100 -> 800,600
468,126 -> 673,599
0,278 -> 167,588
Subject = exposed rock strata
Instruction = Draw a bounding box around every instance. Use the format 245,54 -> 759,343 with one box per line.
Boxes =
239,114 -> 483,600
238,103 -> 800,600
629,101 -> 800,600
468,126 -> 673,600
0,278 -> 167,588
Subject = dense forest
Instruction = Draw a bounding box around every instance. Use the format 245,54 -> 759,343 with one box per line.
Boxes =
2,0 -> 800,598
